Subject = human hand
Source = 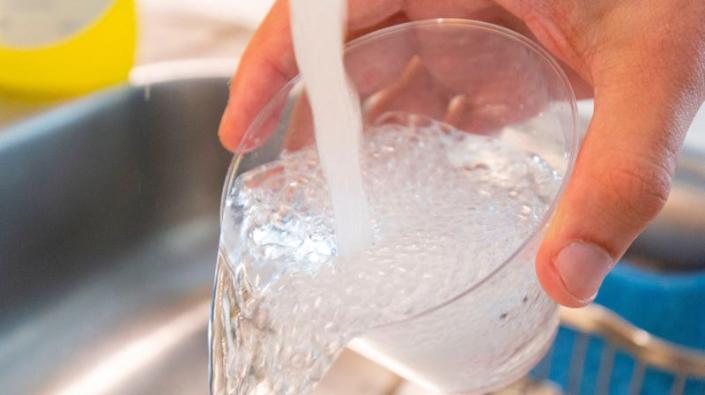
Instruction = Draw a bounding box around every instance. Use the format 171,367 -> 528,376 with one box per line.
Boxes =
218,0 -> 705,307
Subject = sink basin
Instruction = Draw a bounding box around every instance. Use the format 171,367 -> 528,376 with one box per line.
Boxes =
0,78 -> 231,395
1,75 -> 703,395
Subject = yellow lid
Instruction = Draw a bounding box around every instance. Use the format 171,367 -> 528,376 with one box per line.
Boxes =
0,0 -> 137,100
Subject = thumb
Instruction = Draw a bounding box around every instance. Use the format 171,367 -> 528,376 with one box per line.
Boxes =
537,76 -> 703,307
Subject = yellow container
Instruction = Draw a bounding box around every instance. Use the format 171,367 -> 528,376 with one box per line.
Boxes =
0,0 -> 137,100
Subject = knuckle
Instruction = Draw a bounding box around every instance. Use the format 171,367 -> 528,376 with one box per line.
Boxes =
595,154 -> 673,225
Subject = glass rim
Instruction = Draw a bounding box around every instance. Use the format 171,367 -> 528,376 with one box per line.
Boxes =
226,18 -> 579,329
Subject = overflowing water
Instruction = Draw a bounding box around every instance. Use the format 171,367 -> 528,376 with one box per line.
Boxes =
213,117 -> 561,394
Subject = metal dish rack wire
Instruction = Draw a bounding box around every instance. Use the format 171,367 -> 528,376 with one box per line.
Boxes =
513,305 -> 705,395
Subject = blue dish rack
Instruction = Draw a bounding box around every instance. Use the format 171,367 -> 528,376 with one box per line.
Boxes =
529,261 -> 705,395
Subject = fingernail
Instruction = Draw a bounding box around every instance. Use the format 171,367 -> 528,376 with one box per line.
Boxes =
554,241 -> 614,303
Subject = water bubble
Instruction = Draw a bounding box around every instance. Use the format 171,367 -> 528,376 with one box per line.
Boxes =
217,121 -> 560,393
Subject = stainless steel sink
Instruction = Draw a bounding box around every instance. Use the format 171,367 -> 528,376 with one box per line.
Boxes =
0,78 -> 231,395
1,75 -> 704,395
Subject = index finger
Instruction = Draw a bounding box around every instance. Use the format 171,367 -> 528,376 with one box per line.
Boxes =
218,0 -> 295,151
219,0 -> 404,152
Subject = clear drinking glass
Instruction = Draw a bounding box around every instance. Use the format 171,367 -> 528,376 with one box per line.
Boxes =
211,19 -> 577,395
